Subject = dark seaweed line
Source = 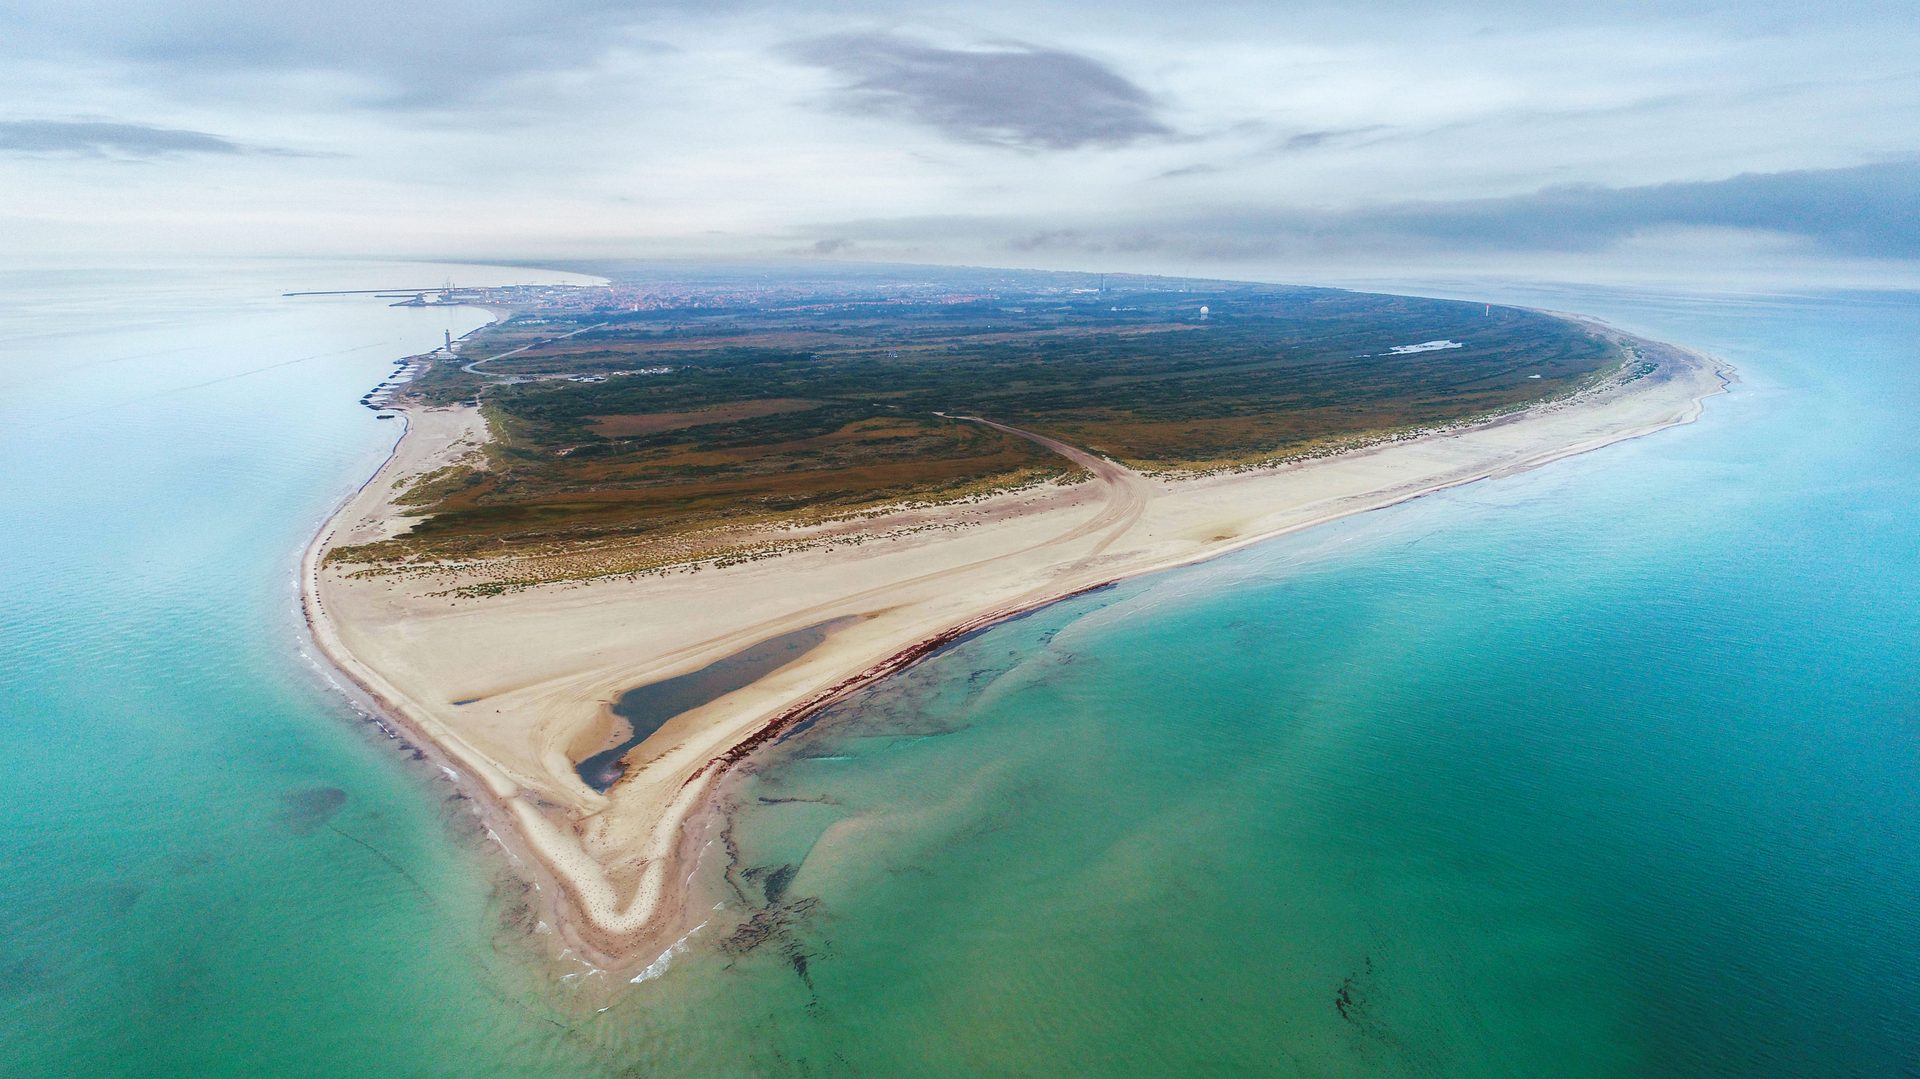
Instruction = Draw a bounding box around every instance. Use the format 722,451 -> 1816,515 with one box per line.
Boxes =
682,578 -> 1120,790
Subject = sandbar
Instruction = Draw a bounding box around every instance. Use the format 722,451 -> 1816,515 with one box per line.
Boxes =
301,323 -> 1732,973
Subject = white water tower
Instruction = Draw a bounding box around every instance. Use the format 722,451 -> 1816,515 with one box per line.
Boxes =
1199,305 -> 1210,321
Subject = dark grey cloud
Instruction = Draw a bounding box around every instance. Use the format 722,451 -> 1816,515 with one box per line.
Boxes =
1354,160 -> 1920,258
789,237 -> 858,255
0,120 -> 300,158
786,32 -> 1171,149
810,160 -> 1920,261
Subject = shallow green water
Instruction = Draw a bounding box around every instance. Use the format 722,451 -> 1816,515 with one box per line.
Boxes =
0,262 -> 619,1076
2,273 -> 1915,1076
623,286 -> 1920,1076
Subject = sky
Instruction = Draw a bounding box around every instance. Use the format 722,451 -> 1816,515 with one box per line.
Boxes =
2,0 -> 1917,285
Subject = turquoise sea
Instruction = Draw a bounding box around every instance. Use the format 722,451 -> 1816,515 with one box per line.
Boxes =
1,266 -> 1915,1076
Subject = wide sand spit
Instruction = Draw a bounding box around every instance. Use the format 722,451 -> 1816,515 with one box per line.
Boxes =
303,322 -> 1732,973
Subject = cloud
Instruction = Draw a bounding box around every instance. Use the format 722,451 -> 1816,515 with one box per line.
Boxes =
787,237 -> 858,256
1354,160 -> 1920,258
811,160 -> 1920,262
1156,126 -> 1393,181
1009,228 -> 1093,251
2,2 -> 1915,281
0,1 -> 671,110
786,32 -> 1171,150
1272,126 -> 1389,153
0,120 -> 303,158
1156,162 -> 1222,180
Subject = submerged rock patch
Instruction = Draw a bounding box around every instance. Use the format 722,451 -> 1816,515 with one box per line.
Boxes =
280,786 -> 348,835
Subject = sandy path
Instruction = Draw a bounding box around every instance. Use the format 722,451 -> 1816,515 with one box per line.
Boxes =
952,415 -> 1151,555
462,321 -> 609,375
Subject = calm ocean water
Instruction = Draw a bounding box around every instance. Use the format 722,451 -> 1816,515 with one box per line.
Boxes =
0,261 -> 617,1076
2,268 -> 1914,1076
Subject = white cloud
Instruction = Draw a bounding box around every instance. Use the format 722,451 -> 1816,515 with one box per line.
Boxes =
0,0 -> 1915,282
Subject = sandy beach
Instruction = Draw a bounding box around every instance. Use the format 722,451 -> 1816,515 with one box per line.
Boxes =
303,327 -> 1731,973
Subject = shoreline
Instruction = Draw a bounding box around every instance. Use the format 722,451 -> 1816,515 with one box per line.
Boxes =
297,413 -> 633,977
293,305 -> 631,975
301,321 -> 1733,976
